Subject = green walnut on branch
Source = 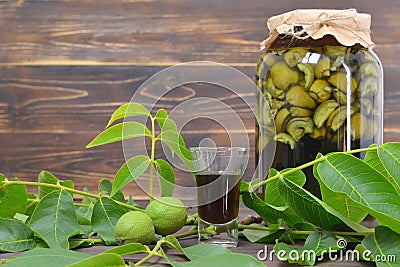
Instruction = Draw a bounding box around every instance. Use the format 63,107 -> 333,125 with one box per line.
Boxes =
256,45 -> 380,149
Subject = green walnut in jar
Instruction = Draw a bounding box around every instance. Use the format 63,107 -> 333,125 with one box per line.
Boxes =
256,9 -> 383,197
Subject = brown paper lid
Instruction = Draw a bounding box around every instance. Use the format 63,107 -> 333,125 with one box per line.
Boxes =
260,9 -> 375,50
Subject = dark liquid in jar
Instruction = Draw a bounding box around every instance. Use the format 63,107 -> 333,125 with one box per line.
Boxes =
195,173 -> 241,224
256,126 -> 361,198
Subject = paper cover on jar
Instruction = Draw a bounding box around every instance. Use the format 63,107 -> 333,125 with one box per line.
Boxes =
260,9 -> 375,50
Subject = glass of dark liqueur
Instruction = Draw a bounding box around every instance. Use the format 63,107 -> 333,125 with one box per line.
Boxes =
190,147 -> 247,247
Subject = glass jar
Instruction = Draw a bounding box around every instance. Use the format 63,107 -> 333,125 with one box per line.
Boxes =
255,12 -> 383,197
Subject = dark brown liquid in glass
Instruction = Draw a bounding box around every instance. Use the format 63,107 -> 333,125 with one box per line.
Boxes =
195,173 -> 241,224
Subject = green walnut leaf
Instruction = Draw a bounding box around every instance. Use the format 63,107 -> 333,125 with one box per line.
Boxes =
103,243 -> 150,256
364,144 -> 390,178
163,235 -> 184,253
13,213 -> 29,224
0,218 -> 36,252
156,111 -> 190,165
86,122 -> 151,148
184,253 -> 265,267
242,184 -> 303,226
159,247 -> 186,267
98,179 -> 125,202
126,195 -> 145,210
317,153 -> 400,234
313,154 -> 367,224
78,226 -> 94,238
161,230 -> 315,267
0,176 -> 27,218
302,232 -> 342,257
66,253 -> 125,267
155,159 -> 175,197
278,178 -> 343,230
319,182 -> 368,224
164,243 -> 265,267
111,155 -> 151,197
38,170 -> 74,199
241,224 -> 285,243
319,201 -> 372,233
91,197 -> 126,245
159,130 -> 192,170
2,248 -> 90,267
362,226 -> 400,267
68,238 -> 93,250
354,243 -> 375,262
76,187 -> 94,226
377,142 -> 400,192
160,118 -> 179,133
155,108 -> 168,129
183,243 -> 231,261
29,189 -> 80,249
25,193 -> 39,217
274,232 -> 343,266
265,168 -> 306,207
105,102 -> 150,128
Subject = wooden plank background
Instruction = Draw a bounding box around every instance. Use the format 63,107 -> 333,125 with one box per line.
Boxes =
0,0 -> 399,199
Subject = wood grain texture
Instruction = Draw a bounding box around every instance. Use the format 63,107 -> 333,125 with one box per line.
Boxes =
0,66 -> 258,198
0,0 -> 399,67
0,0 -> 399,200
